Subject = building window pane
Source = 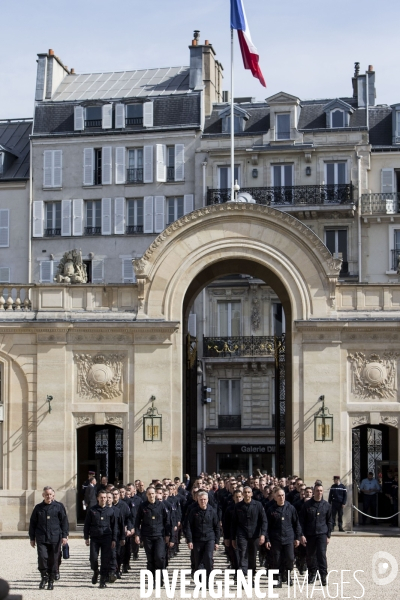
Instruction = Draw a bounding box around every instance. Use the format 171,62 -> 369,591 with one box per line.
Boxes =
219,379 -> 241,415
331,110 -> 344,127
218,166 -> 240,189
218,301 -> 241,336
276,114 -> 290,140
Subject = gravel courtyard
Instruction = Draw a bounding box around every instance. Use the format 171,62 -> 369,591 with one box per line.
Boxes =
1,536 -> 399,599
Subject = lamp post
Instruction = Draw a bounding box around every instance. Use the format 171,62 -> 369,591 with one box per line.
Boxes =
143,396 -> 162,441
314,395 -> 333,442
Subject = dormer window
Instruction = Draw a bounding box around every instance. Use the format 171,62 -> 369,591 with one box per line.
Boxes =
276,114 -> 290,140
85,106 -> 102,128
220,105 -> 250,134
0,152 -> 3,177
126,104 -> 143,126
331,109 -> 344,128
323,99 -> 353,129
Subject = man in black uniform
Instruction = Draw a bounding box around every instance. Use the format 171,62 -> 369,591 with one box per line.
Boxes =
328,476 -> 347,532
84,490 -> 118,588
186,490 -> 219,585
265,487 -> 302,587
299,484 -> 332,586
223,488 -> 242,575
111,487 -> 132,580
29,486 -> 69,590
135,487 -> 171,579
84,477 -> 98,509
232,486 -> 268,579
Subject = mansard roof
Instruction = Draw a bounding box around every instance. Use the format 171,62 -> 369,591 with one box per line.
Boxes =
0,119 -> 32,179
323,98 -> 355,113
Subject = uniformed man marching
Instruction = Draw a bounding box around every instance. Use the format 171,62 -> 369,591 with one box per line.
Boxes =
186,490 -> 220,586
29,486 -> 69,590
328,476 -> 347,532
84,489 -> 118,589
299,483 -> 332,586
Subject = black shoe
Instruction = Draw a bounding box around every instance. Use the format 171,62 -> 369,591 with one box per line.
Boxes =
109,572 -> 117,583
122,565 -> 129,573
39,576 -> 48,589
92,570 -> 99,585
339,527 -> 344,532
47,580 -> 54,591
274,576 -> 282,588
55,573 -> 60,581
116,570 -> 122,579
308,574 -> 316,584
99,580 -> 107,589
321,578 -> 327,586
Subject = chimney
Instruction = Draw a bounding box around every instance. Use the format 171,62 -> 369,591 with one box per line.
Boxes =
352,62 -> 376,108
352,62 -> 360,98
189,31 -> 223,116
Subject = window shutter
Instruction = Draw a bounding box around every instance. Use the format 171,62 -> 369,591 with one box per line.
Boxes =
40,261 -> 53,283
154,195 -> 165,233
175,144 -> 185,181
122,258 -> 135,283
115,104 -> 125,129
143,102 -> 154,127
114,197 -> 125,234
0,267 -> 10,284
74,106 -> 84,131
184,194 -> 194,215
381,168 -> 395,194
83,148 -> 94,185
0,209 -> 9,248
143,196 -> 154,233
33,201 -> 44,237
53,150 -> 62,187
101,198 -> 112,235
102,146 -> 112,184
61,199 -> 72,236
102,104 -> 113,129
92,260 -> 104,283
72,199 -> 84,236
43,150 -> 53,187
143,145 -> 153,183
115,147 -> 126,184
188,313 -> 196,337
156,144 -> 166,182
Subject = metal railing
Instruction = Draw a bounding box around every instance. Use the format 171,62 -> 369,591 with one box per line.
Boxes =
167,166 -> 175,182
93,168 -> 102,185
361,193 -> 400,215
84,226 -> 101,235
126,225 -> 143,234
85,119 -> 102,128
203,335 -> 276,358
126,168 -> 143,183
207,183 -> 354,206
218,415 -> 241,429
126,117 -> 143,126
391,250 -> 400,271
44,228 -> 61,237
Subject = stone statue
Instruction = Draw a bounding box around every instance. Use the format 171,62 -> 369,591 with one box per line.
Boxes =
55,249 -> 88,284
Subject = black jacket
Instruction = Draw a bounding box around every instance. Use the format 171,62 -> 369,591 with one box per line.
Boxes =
135,500 -> 171,539
266,501 -> 302,544
84,484 -> 97,508
29,500 -> 69,544
185,504 -> 219,544
222,501 -> 235,541
84,504 -> 118,541
328,484 -> 347,505
232,499 -> 268,540
299,498 -> 332,538
113,500 -> 132,538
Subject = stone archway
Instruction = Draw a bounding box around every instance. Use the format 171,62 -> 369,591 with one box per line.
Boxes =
133,204 -> 340,477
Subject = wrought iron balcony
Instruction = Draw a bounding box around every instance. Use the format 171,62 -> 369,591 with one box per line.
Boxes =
126,225 -> 143,234
126,168 -> 143,183
203,335 -> 276,358
44,228 -> 61,237
207,183 -> 354,206
126,117 -> 143,126
84,226 -> 101,235
218,415 -> 241,429
167,166 -> 175,182
361,193 -> 400,215
391,250 -> 400,271
85,119 -> 102,128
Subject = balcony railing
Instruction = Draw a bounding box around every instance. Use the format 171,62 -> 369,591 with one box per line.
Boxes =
126,168 -> 143,183
85,119 -> 102,128
203,335 -> 276,358
218,415 -> 241,429
361,193 -> 400,216
391,250 -> 400,271
126,117 -> 143,126
0,285 -> 33,311
207,183 -> 354,206
126,225 -> 143,234
84,226 -> 101,235
167,166 -> 175,182
44,228 -> 61,237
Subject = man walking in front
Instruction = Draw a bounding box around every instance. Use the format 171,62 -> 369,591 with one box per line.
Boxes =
186,490 -> 219,586
84,490 -> 117,588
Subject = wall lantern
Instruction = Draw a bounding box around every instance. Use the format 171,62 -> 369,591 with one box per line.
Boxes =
314,395 -> 333,442
252,168 -> 258,178
143,396 -> 162,441
0,403 -> 4,423
305,166 -> 312,176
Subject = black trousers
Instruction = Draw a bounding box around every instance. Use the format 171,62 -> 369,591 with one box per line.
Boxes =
122,537 -> 131,566
143,536 -> 165,575
193,540 -> 214,579
131,536 -> 140,558
295,543 -> 307,570
331,502 -> 344,528
236,535 -> 259,576
37,541 -> 60,577
270,540 -> 295,575
90,535 -> 112,579
227,542 -> 239,571
306,534 -> 328,577
362,495 -> 377,524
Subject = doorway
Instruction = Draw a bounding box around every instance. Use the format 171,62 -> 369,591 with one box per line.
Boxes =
77,424 -> 123,522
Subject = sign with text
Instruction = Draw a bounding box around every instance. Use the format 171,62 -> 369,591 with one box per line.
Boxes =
231,444 -> 276,454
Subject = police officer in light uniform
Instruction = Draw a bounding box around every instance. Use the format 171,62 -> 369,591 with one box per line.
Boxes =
328,476 -> 347,532
29,486 -> 69,590
84,490 -> 118,589
299,484 -> 332,586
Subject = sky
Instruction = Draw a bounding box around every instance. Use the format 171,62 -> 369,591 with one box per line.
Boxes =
1,0 -> 400,118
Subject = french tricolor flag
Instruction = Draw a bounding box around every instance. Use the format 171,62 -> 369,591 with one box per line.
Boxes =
231,0 -> 266,87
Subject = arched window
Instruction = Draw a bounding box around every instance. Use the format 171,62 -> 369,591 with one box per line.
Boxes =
331,109 -> 345,128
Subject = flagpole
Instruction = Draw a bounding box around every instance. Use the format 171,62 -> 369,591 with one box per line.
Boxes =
230,27 -> 235,201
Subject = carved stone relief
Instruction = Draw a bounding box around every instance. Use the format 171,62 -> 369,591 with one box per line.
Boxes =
55,249 -> 88,284
75,353 -> 124,400
76,414 -> 94,427
251,296 -> 261,331
351,415 -> 369,427
348,352 -> 399,400
381,415 -> 399,428
106,415 -> 123,427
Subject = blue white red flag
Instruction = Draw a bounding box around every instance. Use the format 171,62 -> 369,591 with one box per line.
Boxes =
230,0 -> 266,87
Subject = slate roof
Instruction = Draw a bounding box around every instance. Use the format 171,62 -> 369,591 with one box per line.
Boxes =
51,67 -> 190,102
0,119 -> 32,179
33,93 -> 201,135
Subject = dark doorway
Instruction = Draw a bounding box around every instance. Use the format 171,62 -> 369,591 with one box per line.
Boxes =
77,424 -> 123,522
